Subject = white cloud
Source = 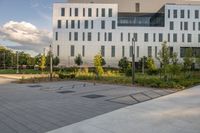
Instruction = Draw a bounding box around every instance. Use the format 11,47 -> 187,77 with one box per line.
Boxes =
0,21 -> 52,47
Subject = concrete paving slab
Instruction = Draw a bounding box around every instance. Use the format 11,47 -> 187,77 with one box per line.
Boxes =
130,93 -> 151,102
108,96 -> 138,105
48,86 -> 200,133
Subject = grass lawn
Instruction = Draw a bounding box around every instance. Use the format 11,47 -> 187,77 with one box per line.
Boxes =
0,69 -> 47,74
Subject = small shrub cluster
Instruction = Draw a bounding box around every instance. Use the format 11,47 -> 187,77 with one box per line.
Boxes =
58,73 -> 76,79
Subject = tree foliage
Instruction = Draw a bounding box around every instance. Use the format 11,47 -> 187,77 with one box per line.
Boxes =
183,48 -> 194,71
40,54 -> 46,71
118,57 -> 129,72
74,54 -> 83,66
93,54 -> 104,76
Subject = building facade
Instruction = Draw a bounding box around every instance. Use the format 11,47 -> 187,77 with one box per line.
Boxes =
53,2 -> 200,67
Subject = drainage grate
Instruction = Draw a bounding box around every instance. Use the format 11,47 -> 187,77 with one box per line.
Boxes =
28,85 -> 42,88
83,94 -> 105,99
57,90 -> 75,94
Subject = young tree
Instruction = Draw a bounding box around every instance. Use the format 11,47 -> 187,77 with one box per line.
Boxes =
93,54 -> 104,77
118,57 -> 129,73
146,57 -> 157,75
158,41 -> 170,79
168,53 -> 182,79
40,54 -> 46,72
53,56 -> 60,66
74,54 -> 83,66
183,48 -> 194,71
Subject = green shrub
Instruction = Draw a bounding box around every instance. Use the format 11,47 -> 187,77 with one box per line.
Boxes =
58,73 -> 75,79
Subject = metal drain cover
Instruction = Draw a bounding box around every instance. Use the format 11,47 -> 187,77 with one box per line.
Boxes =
28,85 -> 42,88
57,90 -> 75,94
83,94 -> 105,99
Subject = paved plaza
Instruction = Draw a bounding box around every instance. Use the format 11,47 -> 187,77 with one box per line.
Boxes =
0,78 -> 176,133
48,85 -> 200,133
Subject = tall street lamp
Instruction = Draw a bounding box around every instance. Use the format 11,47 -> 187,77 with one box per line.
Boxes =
49,45 -> 53,81
132,37 -> 136,85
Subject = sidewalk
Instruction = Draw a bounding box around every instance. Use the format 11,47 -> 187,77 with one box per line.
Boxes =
48,86 -> 200,133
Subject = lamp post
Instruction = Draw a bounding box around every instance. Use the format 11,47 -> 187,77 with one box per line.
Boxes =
132,37 -> 136,85
16,51 -> 19,74
49,45 -> 53,81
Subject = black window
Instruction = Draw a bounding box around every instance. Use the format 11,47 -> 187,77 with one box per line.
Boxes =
134,33 -> 138,42
159,33 -> 163,42
184,22 -> 188,30
199,22 -> 200,31
195,10 -> 199,19
78,20 -> 80,29
168,33 -> 170,42
88,8 -> 92,17
74,32 -> 78,41
168,10 -> 170,18
198,34 -> 200,42
57,45 -> 60,56
182,34 -> 185,42
170,21 -> 174,30
101,20 -> 105,29
57,20 -> 61,28
61,8 -> 65,16
188,10 -> 190,18
75,8 -> 78,16
193,22 -> 195,31
153,33 -> 156,42
148,46 -> 152,57
101,46 -> 105,57
180,22 -> 183,30
111,46 -> 115,57
173,10 -> 177,18
129,46 -> 133,57
84,20 -> 88,29
82,45 -> 85,57
137,46 -> 139,58
144,33 -> 148,42
82,32 -> 85,41
104,32 -> 107,41
69,32 -> 71,41
187,34 -> 192,42
112,21 -> 116,29
108,8 -> 112,17
121,32 -> 123,42
128,33 -> 130,42
70,45 -> 75,57
70,8 -> 72,16
102,8 -> 105,17
155,46 -> 157,58
55,32 -> 58,41
91,20 -> 93,29
173,33 -> 177,42
66,20 -> 68,28
135,3 -> 140,12
96,8 -> 99,17
88,32 -> 92,41
98,32 -> 100,41
71,20 -> 75,29
181,10 -> 184,18
108,32 -> 112,41
122,46 -> 125,57
83,8 -> 85,16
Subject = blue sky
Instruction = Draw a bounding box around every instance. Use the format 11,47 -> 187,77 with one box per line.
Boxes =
0,0 -> 65,55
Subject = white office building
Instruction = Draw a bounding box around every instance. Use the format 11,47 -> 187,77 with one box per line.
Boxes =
53,1 -> 200,67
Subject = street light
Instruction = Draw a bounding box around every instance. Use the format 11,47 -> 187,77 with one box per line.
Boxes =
49,45 -> 53,81
132,37 -> 136,85
16,51 -> 19,74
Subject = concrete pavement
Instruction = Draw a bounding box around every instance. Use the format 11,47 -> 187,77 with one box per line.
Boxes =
0,77 -> 177,133
48,85 -> 200,133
